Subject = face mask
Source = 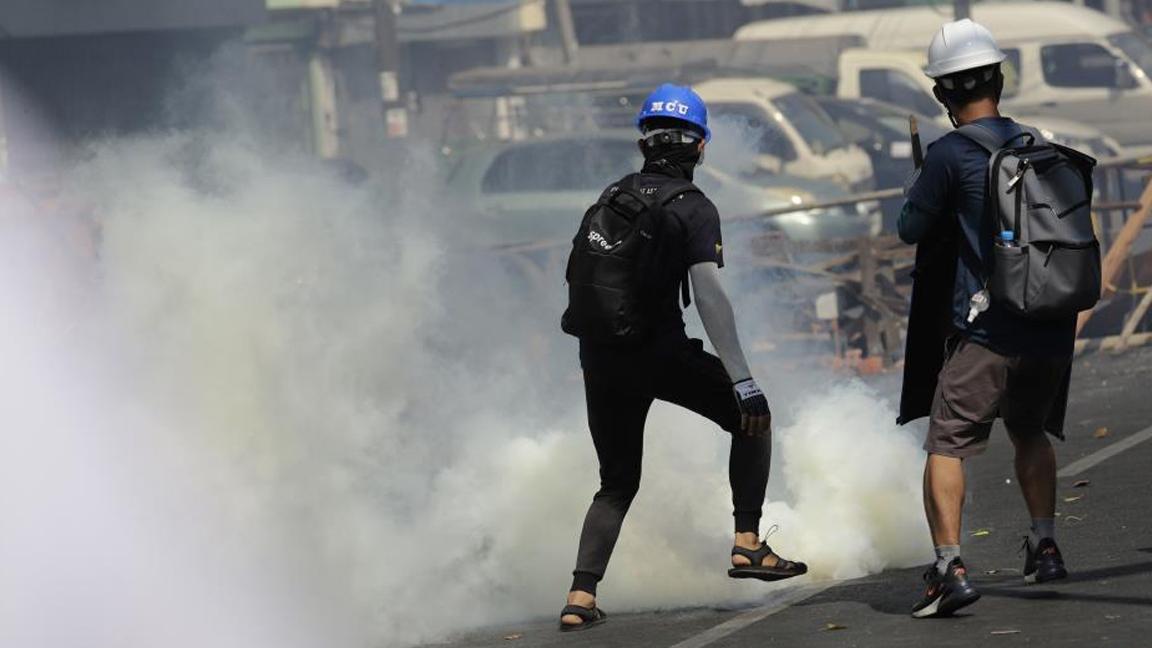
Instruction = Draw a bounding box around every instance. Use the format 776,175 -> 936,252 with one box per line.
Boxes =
641,140 -> 701,167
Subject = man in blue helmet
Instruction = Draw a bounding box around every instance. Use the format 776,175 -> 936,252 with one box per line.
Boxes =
559,84 -> 807,632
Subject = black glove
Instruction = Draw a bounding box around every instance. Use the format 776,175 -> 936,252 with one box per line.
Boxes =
732,378 -> 772,436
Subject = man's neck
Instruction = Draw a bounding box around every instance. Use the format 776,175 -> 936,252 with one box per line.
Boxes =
953,99 -> 1001,126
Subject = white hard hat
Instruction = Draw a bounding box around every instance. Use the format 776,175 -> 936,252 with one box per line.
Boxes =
924,18 -> 1006,79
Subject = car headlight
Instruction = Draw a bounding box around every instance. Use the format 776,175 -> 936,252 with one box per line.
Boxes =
766,189 -> 814,211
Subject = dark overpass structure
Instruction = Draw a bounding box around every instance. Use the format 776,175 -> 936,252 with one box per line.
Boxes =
0,0 -> 265,175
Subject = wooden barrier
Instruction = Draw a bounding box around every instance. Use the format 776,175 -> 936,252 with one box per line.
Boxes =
493,165 -> 1150,366
1076,174 -> 1152,337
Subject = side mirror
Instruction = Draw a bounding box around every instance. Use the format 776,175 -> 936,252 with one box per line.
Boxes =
1116,60 -> 1139,90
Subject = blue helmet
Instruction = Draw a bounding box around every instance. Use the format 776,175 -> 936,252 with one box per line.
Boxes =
635,83 -> 711,142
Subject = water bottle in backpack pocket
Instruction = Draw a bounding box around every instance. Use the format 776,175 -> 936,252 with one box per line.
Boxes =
958,124 -> 1102,320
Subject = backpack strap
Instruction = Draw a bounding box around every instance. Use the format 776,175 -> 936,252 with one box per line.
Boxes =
955,123 -> 1043,153
598,173 -> 639,202
651,178 -> 701,207
952,123 -> 1045,286
952,125 -> 1004,286
955,123 -> 1003,153
647,178 -> 703,308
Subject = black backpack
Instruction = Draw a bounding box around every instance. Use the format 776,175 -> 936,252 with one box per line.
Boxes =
561,173 -> 699,344
957,123 -> 1101,320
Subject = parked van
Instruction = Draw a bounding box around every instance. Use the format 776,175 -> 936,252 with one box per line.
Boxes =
736,2 -> 1152,148
835,48 -> 1125,158
694,77 -> 875,192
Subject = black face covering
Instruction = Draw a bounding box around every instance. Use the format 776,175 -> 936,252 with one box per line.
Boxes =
933,65 -> 1005,127
639,141 -> 702,179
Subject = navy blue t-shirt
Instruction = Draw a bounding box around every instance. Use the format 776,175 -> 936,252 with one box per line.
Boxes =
904,116 -> 1075,356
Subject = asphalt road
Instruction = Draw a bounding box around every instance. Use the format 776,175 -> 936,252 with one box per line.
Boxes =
424,345 -> 1152,648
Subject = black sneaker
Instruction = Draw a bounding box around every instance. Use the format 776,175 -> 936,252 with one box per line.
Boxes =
1023,537 -> 1067,584
911,557 -> 981,618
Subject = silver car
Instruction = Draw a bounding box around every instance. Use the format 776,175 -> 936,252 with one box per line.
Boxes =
441,132 -> 878,250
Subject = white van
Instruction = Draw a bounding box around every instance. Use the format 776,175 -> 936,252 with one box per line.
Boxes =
736,2 -> 1152,148
836,48 -> 1125,158
694,77 -> 875,192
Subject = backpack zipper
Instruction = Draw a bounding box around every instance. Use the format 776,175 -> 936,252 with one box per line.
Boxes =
1005,159 -> 1030,192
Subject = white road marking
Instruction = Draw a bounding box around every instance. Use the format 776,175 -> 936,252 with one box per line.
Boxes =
1058,425 -> 1152,478
667,583 -> 834,648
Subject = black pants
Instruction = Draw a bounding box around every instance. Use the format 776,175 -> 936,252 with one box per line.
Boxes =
570,337 -> 771,595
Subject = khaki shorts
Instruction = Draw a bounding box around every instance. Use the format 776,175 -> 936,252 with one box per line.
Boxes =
925,337 -> 1071,458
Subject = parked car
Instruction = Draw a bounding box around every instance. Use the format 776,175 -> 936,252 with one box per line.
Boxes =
442,132 -> 878,250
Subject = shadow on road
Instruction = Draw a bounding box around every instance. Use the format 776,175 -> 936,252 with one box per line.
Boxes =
979,560 -> 1152,608
791,559 -> 1152,618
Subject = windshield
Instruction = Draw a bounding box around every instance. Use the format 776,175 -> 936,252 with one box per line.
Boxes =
1109,32 -> 1152,79
771,93 -> 847,156
480,139 -> 637,194
853,101 -> 949,143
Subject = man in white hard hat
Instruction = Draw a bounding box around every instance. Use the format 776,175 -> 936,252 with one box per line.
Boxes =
898,19 -> 1075,618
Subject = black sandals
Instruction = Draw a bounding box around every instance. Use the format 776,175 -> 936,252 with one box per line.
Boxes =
558,604 -> 608,632
728,542 -> 808,581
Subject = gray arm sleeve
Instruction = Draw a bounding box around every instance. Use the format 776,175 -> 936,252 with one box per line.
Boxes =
688,262 -> 752,383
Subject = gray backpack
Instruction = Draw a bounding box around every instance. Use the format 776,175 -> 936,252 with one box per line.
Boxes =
957,123 -> 1101,320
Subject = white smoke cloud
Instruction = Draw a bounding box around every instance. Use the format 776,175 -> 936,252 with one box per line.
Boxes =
0,76 -> 932,648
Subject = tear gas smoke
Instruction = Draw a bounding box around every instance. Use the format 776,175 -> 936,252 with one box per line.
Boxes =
0,72 -> 930,648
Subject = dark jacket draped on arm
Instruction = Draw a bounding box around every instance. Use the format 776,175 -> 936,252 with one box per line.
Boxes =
897,222 -> 1071,437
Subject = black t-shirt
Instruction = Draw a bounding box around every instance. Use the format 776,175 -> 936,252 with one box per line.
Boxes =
635,170 -> 725,340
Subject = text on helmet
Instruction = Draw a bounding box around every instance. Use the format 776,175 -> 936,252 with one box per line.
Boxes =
649,100 -> 691,116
